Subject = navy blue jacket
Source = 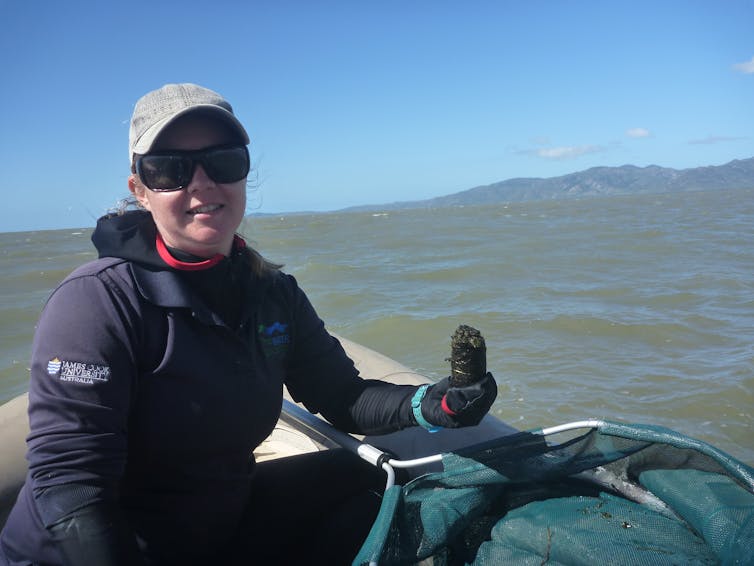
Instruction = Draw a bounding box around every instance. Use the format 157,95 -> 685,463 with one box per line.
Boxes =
0,211 -> 417,565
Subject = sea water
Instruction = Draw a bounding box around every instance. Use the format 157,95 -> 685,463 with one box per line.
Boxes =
1,187 -> 752,465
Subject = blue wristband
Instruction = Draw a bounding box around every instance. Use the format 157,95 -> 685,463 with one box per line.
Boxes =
411,384 -> 442,433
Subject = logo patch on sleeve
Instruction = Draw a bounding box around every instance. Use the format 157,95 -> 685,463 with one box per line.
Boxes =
47,357 -> 111,384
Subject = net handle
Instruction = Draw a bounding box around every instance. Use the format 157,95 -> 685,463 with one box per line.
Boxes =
281,399 -> 442,489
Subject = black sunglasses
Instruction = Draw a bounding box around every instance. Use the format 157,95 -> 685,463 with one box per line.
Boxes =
134,144 -> 250,192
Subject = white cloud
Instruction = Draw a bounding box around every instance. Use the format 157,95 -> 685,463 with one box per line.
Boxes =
733,56 -> 754,74
626,128 -> 650,138
536,145 -> 603,159
688,135 -> 748,145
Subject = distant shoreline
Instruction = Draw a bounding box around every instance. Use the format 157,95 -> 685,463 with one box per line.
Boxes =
6,158 -> 754,234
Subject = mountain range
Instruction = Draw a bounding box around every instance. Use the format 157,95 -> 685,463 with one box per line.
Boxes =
342,156 -> 754,212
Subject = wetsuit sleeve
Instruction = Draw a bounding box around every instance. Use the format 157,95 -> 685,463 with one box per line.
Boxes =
281,275 -> 420,435
25,268 -> 144,563
48,498 -> 145,566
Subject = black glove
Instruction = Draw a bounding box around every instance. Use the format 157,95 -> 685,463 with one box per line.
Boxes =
416,372 -> 497,429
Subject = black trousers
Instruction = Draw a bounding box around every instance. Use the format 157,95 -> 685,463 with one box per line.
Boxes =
226,449 -> 386,566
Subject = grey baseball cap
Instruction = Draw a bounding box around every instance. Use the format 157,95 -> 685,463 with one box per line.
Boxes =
128,83 -> 250,164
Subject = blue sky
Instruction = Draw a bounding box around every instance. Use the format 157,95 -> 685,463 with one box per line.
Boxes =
1,0 -> 753,232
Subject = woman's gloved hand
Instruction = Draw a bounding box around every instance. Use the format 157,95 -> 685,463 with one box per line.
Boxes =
415,373 -> 498,429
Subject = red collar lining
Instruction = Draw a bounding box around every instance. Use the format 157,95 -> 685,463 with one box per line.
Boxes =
155,232 -> 245,271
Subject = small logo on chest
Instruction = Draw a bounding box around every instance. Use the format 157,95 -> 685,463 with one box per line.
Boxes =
258,322 -> 290,357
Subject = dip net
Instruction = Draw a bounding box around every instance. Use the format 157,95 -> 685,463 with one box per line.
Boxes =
354,421 -> 754,565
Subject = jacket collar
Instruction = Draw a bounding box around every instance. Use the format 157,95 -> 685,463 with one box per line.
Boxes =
129,263 -> 227,327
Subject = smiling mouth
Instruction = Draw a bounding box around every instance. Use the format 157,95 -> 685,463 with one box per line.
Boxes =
187,204 -> 223,215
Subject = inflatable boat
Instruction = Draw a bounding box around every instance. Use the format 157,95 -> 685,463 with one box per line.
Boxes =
1,336 -> 752,565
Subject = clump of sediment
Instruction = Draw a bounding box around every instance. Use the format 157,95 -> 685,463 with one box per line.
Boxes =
447,325 -> 487,387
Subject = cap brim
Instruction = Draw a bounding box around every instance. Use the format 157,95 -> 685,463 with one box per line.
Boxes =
131,104 -> 250,157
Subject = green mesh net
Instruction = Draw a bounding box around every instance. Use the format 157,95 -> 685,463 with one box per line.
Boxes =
354,421 -> 754,566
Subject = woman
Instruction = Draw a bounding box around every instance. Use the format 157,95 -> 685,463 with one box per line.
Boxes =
0,83 -> 497,566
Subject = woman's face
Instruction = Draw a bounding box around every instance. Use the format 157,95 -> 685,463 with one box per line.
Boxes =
129,114 -> 247,258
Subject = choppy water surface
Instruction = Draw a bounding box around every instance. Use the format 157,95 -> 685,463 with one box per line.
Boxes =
2,188 -> 752,464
